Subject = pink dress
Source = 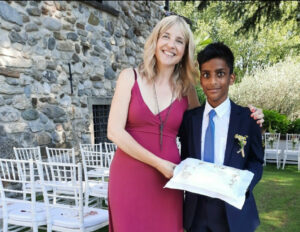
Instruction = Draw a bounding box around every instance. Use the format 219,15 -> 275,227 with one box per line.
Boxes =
108,70 -> 188,232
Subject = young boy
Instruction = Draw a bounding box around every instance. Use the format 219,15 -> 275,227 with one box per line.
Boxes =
179,42 -> 264,232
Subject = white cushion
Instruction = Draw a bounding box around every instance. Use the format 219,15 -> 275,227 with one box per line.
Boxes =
8,202 -> 46,222
51,207 -> 108,229
88,182 -> 108,197
53,181 -> 86,194
87,168 -> 109,177
25,180 -> 50,192
165,158 -> 254,210
0,201 -> 20,219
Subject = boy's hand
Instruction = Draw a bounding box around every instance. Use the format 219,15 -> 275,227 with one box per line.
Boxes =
248,104 -> 264,127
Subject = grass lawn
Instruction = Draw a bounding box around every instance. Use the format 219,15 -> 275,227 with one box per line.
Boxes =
98,164 -> 300,232
254,164 -> 300,232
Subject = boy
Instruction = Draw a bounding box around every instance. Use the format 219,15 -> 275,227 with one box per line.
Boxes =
179,42 -> 264,232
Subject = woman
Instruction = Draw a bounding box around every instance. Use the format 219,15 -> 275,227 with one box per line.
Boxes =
107,15 -> 263,232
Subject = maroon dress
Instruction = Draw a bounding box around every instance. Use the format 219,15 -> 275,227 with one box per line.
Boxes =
108,70 -> 188,232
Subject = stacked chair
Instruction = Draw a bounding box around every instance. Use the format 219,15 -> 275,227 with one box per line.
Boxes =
0,145 -> 111,232
36,161 -> 108,232
80,144 -> 114,207
264,132 -> 281,169
282,134 -> 300,170
45,147 -> 76,164
0,159 -> 47,232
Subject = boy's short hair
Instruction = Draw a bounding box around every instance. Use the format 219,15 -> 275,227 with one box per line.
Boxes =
197,42 -> 234,74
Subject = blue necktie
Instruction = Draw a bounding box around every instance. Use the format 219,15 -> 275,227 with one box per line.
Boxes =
203,109 -> 216,163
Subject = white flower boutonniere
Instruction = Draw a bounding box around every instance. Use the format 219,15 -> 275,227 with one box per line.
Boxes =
291,136 -> 299,150
235,134 -> 248,158
267,136 -> 275,148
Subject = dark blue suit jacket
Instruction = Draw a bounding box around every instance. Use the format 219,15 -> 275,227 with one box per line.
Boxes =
178,100 -> 264,232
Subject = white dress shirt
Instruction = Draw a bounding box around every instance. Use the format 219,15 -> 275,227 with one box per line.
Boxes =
201,97 -> 231,165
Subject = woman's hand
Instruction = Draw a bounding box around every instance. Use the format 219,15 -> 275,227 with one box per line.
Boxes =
248,104 -> 264,127
156,159 -> 177,179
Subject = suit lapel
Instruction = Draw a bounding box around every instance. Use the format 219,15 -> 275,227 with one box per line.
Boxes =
191,106 -> 204,159
224,100 -> 241,165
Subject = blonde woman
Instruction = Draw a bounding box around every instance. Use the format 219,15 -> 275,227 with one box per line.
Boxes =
107,15 -> 263,232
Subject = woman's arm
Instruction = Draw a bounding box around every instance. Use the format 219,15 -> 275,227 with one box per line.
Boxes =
187,85 -> 200,110
107,68 -> 176,179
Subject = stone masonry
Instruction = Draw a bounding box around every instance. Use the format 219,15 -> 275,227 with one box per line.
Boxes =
0,1 -> 165,158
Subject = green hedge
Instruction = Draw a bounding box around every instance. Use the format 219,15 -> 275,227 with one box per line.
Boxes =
263,110 -> 290,134
263,109 -> 300,134
195,85 -> 206,106
289,118 -> 300,134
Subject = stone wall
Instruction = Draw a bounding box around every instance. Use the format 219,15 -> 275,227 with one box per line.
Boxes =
0,1 -> 165,158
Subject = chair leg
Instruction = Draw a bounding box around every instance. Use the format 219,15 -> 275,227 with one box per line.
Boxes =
47,224 -> 52,232
85,192 -> 89,207
3,219 -> 8,232
282,155 -> 286,170
277,154 -> 281,169
53,188 -> 57,204
33,224 -> 38,232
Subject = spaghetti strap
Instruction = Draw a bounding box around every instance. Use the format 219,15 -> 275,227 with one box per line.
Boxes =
133,68 -> 137,80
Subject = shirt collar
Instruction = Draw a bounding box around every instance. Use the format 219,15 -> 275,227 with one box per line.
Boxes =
204,97 -> 231,118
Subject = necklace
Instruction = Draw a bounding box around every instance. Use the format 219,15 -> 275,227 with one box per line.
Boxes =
153,80 -> 174,151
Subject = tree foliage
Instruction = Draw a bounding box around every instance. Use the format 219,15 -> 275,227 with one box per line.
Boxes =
170,1 -> 300,80
183,0 -> 300,36
229,57 -> 300,120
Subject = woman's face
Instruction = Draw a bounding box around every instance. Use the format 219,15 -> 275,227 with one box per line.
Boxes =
155,24 -> 186,69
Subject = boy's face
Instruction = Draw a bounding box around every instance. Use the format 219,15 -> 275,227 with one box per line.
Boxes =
200,58 -> 235,108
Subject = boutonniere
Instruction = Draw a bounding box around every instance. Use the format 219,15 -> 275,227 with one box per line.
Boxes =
235,134 -> 248,158
291,136 -> 299,150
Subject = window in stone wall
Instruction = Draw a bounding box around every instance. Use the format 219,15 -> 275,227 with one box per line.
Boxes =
92,104 -> 111,144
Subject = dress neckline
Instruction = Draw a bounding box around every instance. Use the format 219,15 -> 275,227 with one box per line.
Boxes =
134,75 -> 177,117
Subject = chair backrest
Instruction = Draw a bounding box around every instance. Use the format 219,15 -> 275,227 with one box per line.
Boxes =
0,159 -> 37,210
264,132 -> 280,150
46,147 -> 76,164
80,143 -> 102,153
13,147 -> 42,161
285,134 -> 300,151
36,161 -> 84,219
14,147 -> 42,182
80,145 -> 112,173
104,142 -> 117,153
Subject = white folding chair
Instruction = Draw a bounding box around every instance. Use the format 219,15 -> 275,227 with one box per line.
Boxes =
264,132 -> 281,169
13,147 -> 42,161
80,143 -> 113,175
14,147 -> 43,198
104,142 -> 117,153
0,159 -> 46,232
176,137 -> 181,154
282,134 -> 300,170
80,145 -> 112,207
46,147 -> 76,164
80,144 -> 102,153
36,161 -> 108,232
0,201 -> 29,232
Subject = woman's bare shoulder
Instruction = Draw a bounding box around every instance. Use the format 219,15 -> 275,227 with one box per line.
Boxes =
116,67 -> 136,88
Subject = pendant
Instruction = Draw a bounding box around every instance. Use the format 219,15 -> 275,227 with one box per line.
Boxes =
160,123 -> 164,150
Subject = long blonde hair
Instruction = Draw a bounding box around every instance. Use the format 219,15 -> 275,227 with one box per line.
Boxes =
138,15 -> 198,98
